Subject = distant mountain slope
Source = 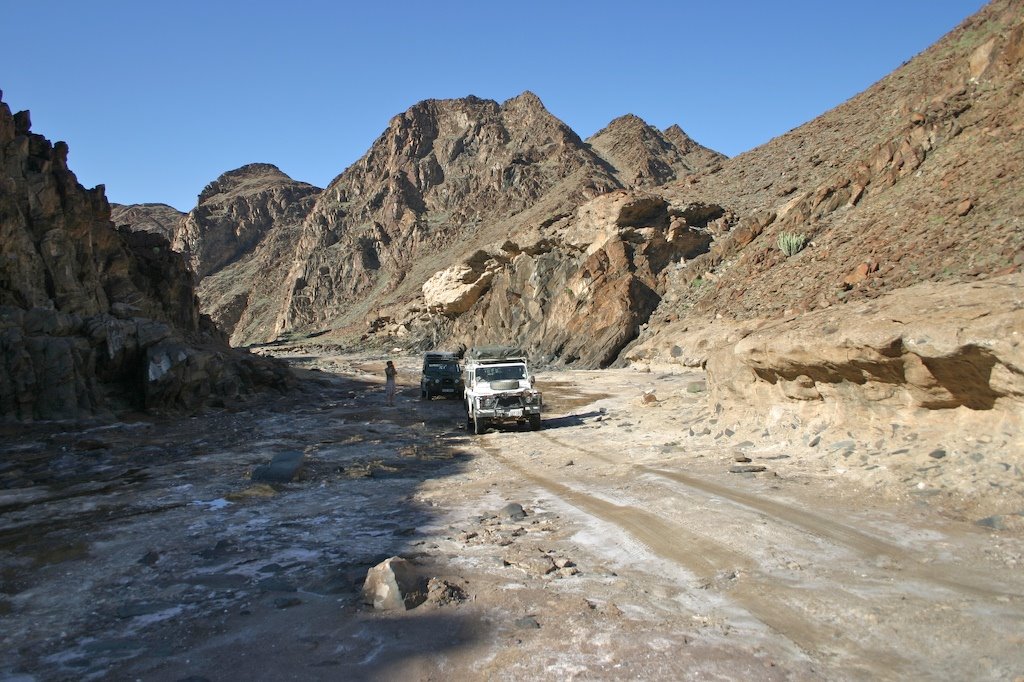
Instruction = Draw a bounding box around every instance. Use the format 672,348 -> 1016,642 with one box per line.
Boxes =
111,203 -> 183,242
640,0 -> 1023,329
272,92 -> 626,339
174,163 -> 320,279
587,114 -> 725,187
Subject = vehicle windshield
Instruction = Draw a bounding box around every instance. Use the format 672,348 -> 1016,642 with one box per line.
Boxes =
425,362 -> 459,373
475,365 -> 525,381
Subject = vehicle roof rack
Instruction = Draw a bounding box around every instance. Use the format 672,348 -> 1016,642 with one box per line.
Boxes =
465,346 -> 527,363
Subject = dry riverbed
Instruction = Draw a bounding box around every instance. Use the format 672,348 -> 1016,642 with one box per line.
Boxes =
1,352 -> 1022,680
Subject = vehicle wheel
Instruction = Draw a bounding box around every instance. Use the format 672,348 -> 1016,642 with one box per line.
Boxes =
529,414 -> 541,431
473,413 -> 487,435
424,389 -> 431,400
466,410 -> 473,431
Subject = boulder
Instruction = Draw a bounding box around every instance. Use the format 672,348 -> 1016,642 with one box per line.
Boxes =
361,557 -> 425,611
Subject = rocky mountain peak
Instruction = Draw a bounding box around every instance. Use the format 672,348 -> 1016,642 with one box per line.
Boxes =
197,163 -> 298,204
277,92 -> 622,337
174,164 -> 320,280
505,89 -> 545,108
587,113 -> 718,188
110,202 -> 184,242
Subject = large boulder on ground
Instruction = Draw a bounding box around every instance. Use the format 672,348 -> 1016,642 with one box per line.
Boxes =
361,557 -> 426,611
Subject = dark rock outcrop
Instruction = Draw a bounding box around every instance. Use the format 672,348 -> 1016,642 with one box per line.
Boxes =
0,92 -> 290,420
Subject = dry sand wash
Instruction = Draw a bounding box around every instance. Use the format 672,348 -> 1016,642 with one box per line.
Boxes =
0,354 -> 1022,680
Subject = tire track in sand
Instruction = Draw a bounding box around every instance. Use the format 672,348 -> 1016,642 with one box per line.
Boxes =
479,440 -> 912,676
535,430 -> 1018,600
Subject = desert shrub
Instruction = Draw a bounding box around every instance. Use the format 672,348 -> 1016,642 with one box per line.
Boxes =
777,232 -> 807,257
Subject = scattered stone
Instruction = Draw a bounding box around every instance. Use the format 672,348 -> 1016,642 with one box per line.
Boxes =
362,556 -> 426,610
686,381 -> 706,393
273,597 -> 302,609
729,465 -> 768,474
498,502 -> 527,521
426,577 -> 468,606
511,554 -> 556,576
115,601 -> 176,619
928,449 -> 947,459
257,577 -> 298,593
514,615 -> 541,630
138,550 -> 161,566
956,199 -> 973,217
808,436 -> 821,447
251,450 -> 304,483
975,513 -> 1024,531
733,455 -> 752,463
640,391 -> 658,405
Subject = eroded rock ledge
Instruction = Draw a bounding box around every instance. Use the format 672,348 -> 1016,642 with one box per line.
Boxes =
703,274 -> 1023,434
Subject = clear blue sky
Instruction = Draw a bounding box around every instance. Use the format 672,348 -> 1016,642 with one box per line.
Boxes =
1,0 -> 988,212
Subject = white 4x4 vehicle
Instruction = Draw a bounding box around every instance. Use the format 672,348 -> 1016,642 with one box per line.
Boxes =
463,346 -> 542,434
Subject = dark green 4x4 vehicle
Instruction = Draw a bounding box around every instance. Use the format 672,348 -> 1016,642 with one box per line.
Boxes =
420,351 -> 463,400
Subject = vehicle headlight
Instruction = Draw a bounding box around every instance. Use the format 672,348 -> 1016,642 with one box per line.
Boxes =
525,393 -> 541,405
480,397 -> 496,409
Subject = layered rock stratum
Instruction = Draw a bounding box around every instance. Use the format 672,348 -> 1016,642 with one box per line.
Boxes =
0,92 -> 290,420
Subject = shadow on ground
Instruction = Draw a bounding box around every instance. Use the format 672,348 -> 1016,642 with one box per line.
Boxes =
0,364 -> 496,680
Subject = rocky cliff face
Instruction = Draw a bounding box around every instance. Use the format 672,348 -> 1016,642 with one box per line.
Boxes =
114,94 -> 719,358
419,191 -> 717,367
0,93 -> 290,420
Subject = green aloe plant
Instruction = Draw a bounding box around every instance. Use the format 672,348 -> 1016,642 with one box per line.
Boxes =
777,232 -> 807,257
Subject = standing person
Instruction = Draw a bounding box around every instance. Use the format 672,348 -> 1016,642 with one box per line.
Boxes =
384,360 -> 397,406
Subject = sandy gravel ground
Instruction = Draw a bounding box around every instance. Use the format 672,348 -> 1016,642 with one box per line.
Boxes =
1,352 -> 1022,681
